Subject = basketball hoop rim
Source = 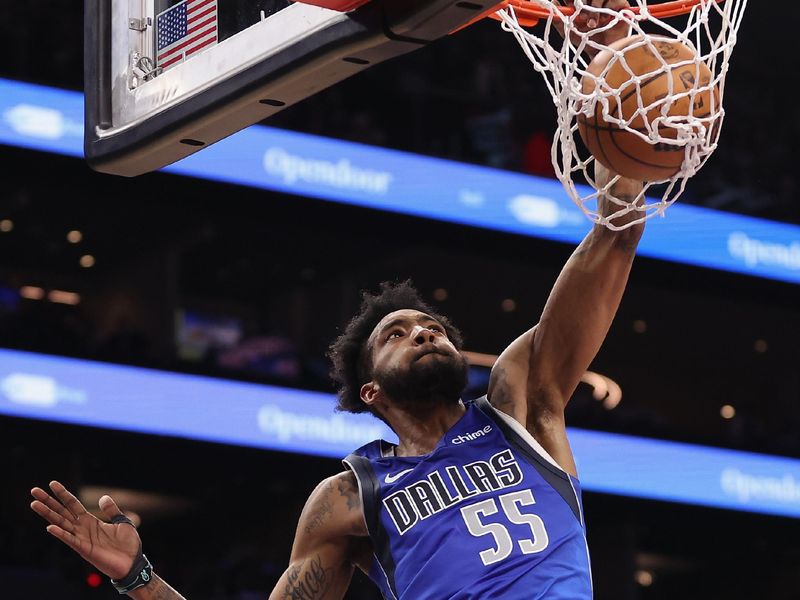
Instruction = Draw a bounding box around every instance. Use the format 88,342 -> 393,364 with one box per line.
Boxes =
480,0 -> 726,28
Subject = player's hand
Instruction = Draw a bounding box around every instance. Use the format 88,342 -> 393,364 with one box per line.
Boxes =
30,481 -> 140,580
557,0 -> 632,57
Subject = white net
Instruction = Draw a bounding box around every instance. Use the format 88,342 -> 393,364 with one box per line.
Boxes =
497,0 -> 748,229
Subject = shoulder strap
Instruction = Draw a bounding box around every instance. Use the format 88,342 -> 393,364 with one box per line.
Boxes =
343,454 -> 399,599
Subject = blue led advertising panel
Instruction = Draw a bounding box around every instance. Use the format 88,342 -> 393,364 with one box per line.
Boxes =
1,77 -> 799,285
2,348 -> 800,519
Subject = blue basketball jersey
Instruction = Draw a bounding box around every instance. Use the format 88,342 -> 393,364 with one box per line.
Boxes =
344,397 -> 592,600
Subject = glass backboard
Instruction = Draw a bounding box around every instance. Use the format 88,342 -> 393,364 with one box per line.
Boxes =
84,0 -> 503,177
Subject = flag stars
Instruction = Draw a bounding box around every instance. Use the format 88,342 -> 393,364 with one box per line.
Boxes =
156,0 -> 217,68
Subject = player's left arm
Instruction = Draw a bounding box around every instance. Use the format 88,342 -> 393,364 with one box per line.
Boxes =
487,165 -> 644,475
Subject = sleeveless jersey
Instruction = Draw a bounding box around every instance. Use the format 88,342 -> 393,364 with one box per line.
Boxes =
344,397 -> 592,600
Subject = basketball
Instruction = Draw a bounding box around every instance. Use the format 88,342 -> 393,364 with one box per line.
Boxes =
577,35 -> 719,181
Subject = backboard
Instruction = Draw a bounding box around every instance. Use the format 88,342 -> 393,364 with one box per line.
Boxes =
84,0 -> 504,177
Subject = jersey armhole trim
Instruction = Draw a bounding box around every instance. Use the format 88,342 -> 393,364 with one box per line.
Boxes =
475,396 -> 584,524
343,454 -> 400,600
481,398 -> 567,472
342,457 -> 374,538
475,396 -> 570,478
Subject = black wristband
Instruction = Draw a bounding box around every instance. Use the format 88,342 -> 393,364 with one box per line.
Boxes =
111,551 -> 153,595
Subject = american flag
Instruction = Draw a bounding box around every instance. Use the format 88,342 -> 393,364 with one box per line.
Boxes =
156,0 -> 218,71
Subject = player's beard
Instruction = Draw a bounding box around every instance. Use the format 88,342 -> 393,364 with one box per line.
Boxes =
375,350 -> 469,408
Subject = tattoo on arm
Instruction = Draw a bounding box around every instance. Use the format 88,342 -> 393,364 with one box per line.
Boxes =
134,575 -> 187,600
281,556 -> 331,600
304,482 -> 334,535
489,365 -> 515,410
336,477 -> 360,512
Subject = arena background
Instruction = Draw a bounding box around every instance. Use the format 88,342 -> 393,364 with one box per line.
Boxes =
1,2 -> 799,598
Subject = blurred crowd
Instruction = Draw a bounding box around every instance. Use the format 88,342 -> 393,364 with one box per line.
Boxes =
0,287 -> 324,389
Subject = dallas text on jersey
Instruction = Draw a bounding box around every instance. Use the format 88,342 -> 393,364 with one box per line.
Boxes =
383,448 -> 524,535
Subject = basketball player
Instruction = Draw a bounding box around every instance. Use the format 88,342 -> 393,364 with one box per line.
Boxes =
30,3 -> 642,598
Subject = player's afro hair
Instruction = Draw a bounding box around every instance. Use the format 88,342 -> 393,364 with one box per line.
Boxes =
328,280 -> 464,416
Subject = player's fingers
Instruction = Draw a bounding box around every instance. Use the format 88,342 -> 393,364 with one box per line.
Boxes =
571,6 -> 594,31
46,524 -> 88,555
98,495 -> 125,522
49,480 -> 88,518
581,0 -> 623,29
586,0 -> 629,6
553,0 -> 574,24
585,9 -> 601,29
609,0 -> 632,10
31,487 -> 77,523
30,499 -> 77,533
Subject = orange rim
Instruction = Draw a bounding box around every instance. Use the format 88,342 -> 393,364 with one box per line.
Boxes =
456,0 -> 725,30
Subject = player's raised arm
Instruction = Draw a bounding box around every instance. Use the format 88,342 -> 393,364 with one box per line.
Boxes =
485,0 -> 642,477
268,471 -> 368,600
530,163 -> 644,399
488,164 -> 644,474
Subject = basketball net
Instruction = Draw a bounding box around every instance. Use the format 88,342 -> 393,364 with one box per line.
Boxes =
496,0 -> 748,229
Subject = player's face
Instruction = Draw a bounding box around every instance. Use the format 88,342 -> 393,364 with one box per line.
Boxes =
367,309 -> 468,407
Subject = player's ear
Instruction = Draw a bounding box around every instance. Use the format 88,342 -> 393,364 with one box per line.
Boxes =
360,381 -> 380,407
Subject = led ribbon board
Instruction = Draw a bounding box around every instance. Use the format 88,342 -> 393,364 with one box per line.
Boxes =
1,77 -> 799,284
2,348 -> 800,519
